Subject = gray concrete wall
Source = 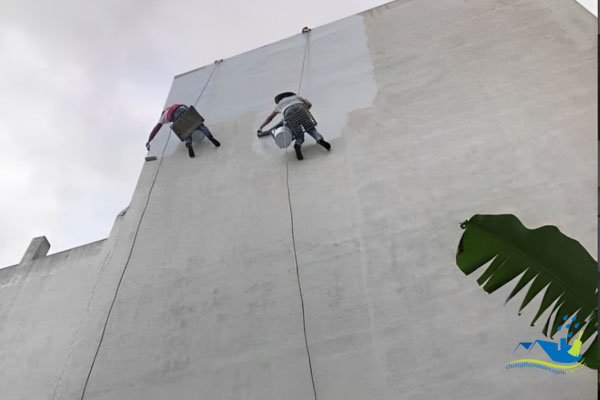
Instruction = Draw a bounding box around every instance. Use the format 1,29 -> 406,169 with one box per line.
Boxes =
0,239 -> 106,400
1,0 -> 597,399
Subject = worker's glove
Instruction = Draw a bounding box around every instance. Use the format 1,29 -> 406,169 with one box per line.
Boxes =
145,142 -> 151,151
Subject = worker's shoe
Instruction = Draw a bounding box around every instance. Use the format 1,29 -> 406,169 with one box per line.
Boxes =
318,139 -> 331,151
294,144 -> 304,160
209,137 -> 221,147
186,142 -> 195,158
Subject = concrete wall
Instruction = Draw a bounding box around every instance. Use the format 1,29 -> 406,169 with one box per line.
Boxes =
0,239 -> 107,400
1,0 -> 597,399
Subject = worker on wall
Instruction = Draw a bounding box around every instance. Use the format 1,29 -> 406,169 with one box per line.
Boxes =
146,104 -> 221,158
258,92 -> 331,160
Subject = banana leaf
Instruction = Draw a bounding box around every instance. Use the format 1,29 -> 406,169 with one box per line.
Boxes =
456,214 -> 598,369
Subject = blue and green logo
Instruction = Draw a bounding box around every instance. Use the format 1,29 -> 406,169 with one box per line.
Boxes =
506,315 -> 586,374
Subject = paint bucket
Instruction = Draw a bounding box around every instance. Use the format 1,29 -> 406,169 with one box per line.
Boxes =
273,126 -> 294,148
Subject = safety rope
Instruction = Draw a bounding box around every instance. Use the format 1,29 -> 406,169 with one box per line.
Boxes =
194,60 -> 221,107
297,27 -> 311,94
286,27 -> 318,400
78,60 -> 221,400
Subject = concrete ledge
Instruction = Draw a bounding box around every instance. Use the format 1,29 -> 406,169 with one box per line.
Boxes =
20,236 -> 50,264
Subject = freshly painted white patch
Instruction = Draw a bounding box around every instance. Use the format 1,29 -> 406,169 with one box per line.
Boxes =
292,14 -> 377,141
154,14 -> 377,159
252,14 -> 378,155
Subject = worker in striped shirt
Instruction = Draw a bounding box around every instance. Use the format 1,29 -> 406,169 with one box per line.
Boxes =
258,92 -> 330,160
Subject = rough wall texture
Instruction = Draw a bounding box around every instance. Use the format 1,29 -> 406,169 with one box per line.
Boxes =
0,0 -> 597,399
0,240 -> 107,400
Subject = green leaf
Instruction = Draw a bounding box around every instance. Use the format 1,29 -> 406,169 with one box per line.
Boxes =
483,256 -> 525,293
505,269 -> 536,304
541,296 -> 564,336
519,275 -> 549,315
477,254 -> 508,286
579,313 -> 598,344
548,296 -> 581,339
581,340 -> 598,370
531,283 -> 563,326
456,214 -> 598,369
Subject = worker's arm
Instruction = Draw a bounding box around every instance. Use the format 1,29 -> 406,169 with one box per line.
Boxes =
258,112 -> 278,132
300,97 -> 312,109
146,123 -> 163,150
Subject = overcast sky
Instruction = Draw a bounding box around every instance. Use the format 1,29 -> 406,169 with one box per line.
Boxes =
0,0 -> 596,268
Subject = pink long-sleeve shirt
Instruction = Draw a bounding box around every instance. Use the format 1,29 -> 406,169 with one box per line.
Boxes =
147,104 -> 182,144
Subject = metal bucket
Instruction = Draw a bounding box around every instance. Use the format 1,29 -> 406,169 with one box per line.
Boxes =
273,126 -> 294,148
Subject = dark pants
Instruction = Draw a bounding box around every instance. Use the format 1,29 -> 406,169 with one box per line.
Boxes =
295,127 -> 324,146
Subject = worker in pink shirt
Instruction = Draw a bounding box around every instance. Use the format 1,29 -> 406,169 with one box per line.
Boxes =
146,104 -> 220,158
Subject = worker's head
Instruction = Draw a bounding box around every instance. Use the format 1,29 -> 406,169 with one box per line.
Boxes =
274,92 -> 296,104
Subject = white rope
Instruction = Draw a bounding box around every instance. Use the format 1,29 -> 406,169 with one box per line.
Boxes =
297,29 -> 310,95
79,60 -> 221,400
285,29 -> 318,400
194,61 -> 220,107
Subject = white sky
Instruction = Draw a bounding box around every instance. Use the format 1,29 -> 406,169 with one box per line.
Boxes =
0,0 -> 596,268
